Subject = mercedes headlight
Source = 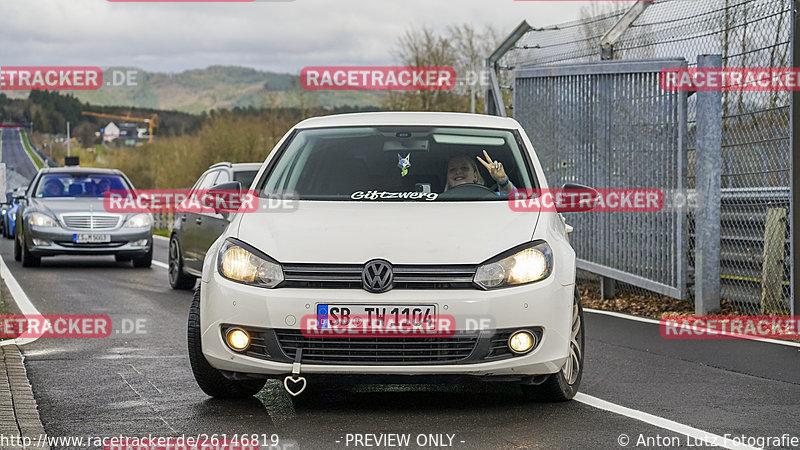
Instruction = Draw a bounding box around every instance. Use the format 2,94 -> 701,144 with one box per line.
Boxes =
28,212 -> 58,228
124,213 -> 152,228
218,239 -> 283,288
474,241 -> 553,289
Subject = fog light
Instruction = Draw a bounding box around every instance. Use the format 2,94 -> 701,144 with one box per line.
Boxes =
508,330 -> 536,354
226,328 -> 250,351
132,239 -> 148,247
32,238 -> 50,246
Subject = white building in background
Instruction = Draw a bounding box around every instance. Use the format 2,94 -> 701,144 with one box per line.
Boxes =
103,122 -> 120,143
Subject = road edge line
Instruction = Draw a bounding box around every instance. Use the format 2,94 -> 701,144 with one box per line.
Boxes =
575,393 -> 758,450
0,255 -> 45,346
584,308 -> 800,349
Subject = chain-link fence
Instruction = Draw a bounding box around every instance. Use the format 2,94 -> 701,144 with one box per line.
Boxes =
490,0 -> 793,315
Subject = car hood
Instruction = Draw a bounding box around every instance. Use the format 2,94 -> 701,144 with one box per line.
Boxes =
29,198 -> 116,217
235,201 -> 540,265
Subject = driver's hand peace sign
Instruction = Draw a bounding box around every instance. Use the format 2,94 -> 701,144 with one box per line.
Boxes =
476,150 -> 508,184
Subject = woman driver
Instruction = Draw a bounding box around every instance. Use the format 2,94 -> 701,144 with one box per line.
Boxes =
445,150 -> 514,196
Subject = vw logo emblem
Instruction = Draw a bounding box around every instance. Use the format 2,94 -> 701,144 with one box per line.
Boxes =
362,259 -> 393,293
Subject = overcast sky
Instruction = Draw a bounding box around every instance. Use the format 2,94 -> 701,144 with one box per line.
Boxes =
0,0 -> 602,74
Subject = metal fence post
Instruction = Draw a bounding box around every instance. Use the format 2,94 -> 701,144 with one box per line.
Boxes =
485,21 -> 531,117
791,0 -> 799,316
695,54 -> 723,315
599,1 -> 653,60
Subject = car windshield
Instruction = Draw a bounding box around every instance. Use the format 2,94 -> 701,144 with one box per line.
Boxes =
262,126 -> 536,201
233,170 -> 258,189
34,173 -> 131,198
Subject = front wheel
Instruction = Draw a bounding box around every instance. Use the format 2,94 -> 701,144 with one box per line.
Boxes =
521,287 -> 584,402
169,236 -> 196,289
187,286 -> 266,398
13,231 -> 21,261
19,231 -> 41,267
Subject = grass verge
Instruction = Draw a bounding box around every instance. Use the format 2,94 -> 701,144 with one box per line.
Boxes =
20,131 -> 45,169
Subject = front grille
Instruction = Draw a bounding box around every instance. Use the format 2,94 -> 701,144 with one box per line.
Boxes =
231,327 -> 542,365
274,329 -> 478,365
60,214 -> 120,230
281,264 -> 477,290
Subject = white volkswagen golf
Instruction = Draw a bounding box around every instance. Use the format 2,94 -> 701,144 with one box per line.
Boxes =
188,112 -> 585,402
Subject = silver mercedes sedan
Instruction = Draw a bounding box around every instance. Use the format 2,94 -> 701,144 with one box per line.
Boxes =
14,168 -> 153,267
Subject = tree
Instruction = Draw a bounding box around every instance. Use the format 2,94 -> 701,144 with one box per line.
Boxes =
384,24 -> 499,113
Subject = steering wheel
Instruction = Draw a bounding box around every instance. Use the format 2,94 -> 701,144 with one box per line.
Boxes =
438,183 -> 498,200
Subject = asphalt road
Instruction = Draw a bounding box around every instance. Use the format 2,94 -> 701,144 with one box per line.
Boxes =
1,128 -> 39,181
1,236 -> 798,449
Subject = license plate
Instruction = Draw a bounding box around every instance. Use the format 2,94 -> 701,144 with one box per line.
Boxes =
73,234 -> 111,244
316,304 -> 437,329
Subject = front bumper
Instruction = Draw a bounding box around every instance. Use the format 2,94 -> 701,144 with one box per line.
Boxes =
26,225 -> 152,256
200,270 -> 573,378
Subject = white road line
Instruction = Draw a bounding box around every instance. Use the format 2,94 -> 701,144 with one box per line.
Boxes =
575,393 -> 758,450
585,308 -> 800,349
152,260 -> 168,270
0,255 -> 44,346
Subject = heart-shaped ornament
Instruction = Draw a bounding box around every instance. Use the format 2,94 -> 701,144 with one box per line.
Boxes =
283,375 -> 307,397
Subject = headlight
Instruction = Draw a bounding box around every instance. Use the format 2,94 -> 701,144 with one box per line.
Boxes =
474,241 -> 553,289
28,212 -> 57,228
218,239 -> 284,288
124,213 -> 152,228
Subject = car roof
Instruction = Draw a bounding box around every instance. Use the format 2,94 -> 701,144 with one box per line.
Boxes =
207,162 -> 262,172
39,167 -> 124,176
293,112 -> 521,130
230,163 -> 262,171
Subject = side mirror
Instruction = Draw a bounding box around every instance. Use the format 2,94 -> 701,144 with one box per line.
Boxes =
209,181 -> 242,193
207,181 -> 243,216
12,192 -> 25,201
557,183 -> 600,213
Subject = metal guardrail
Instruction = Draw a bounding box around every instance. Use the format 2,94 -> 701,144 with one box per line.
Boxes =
152,212 -> 175,232
28,139 -> 58,168
688,188 -> 791,310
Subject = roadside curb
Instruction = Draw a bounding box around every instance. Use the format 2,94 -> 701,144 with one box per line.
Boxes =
0,345 -> 49,450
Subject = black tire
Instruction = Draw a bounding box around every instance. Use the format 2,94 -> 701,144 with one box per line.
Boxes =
131,245 -> 153,268
169,235 -> 196,290
13,231 -> 21,261
521,288 -> 584,402
20,231 -> 41,267
187,286 -> 266,398
115,254 -> 132,263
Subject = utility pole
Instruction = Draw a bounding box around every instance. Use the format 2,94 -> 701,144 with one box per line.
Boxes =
66,121 -> 71,157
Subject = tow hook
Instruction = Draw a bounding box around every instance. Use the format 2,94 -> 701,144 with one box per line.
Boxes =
283,348 -> 307,396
